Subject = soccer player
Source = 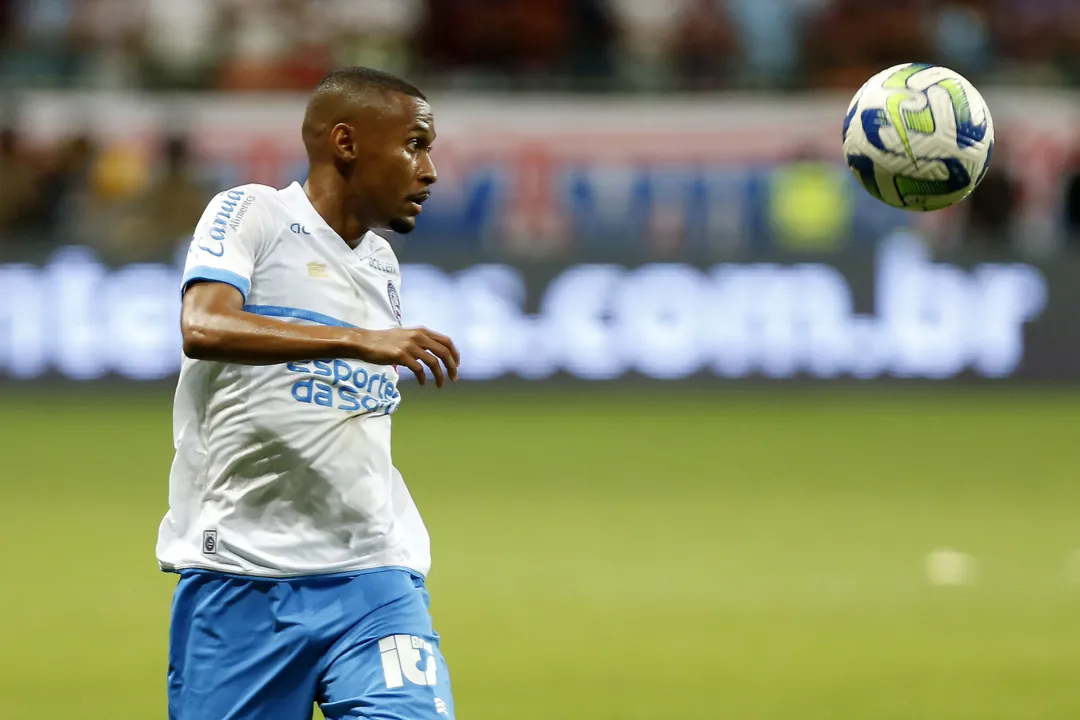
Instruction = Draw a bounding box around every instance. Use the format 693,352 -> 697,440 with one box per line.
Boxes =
157,67 -> 460,720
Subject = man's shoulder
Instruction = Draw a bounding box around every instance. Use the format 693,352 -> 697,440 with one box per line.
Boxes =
202,184 -> 287,236
217,184 -> 284,213
220,182 -> 280,197
209,183 -> 281,205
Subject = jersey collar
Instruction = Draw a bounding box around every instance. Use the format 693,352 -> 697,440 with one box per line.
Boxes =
281,181 -> 374,254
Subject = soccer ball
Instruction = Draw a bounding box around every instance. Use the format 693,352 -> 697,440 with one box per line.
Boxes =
842,63 -> 994,211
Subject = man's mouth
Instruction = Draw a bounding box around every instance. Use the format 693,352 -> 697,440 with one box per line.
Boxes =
405,192 -> 430,214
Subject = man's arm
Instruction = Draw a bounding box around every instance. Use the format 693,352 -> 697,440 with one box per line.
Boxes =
181,281 -> 459,387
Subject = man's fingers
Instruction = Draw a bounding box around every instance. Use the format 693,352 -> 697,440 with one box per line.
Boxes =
418,334 -> 458,383
391,328 -> 460,388
401,356 -> 426,386
424,330 -> 461,366
417,349 -> 445,388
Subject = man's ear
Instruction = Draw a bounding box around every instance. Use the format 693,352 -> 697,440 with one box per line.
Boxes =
330,123 -> 357,162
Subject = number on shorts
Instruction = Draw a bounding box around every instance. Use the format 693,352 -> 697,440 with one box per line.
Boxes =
378,635 -> 438,688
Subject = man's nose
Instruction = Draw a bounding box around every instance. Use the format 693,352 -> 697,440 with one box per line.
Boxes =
419,156 -> 437,186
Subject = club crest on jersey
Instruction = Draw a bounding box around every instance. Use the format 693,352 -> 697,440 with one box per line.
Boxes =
387,281 -> 402,324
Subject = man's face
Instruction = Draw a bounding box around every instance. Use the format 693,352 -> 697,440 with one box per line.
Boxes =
348,93 -> 437,235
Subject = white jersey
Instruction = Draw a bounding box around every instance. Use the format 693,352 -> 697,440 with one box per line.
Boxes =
156,182 -> 431,578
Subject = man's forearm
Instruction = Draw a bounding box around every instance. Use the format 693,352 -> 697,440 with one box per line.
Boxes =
182,308 -> 364,365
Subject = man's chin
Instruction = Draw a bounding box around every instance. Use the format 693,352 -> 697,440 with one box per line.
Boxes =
388,217 -> 417,235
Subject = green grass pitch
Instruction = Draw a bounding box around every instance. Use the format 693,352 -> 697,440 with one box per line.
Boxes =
1,387 -> 1079,719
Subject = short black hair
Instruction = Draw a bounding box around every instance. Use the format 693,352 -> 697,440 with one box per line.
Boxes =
313,67 -> 426,103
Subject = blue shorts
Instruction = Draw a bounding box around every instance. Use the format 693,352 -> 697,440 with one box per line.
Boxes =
167,568 -> 455,720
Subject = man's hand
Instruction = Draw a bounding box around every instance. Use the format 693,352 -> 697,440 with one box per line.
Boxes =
354,327 -> 460,387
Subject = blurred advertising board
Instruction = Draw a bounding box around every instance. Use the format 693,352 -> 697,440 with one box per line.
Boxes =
10,90 -> 1080,253
0,234 -> 1074,384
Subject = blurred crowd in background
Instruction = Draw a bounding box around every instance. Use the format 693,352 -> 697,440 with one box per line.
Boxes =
2,0 -> 1079,92
2,0 -> 1080,262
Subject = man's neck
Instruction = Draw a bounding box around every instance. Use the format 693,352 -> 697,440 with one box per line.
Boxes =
303,173 -> 370,248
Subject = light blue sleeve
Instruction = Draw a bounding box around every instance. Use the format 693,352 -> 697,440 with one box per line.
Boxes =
180,188 -> 265,303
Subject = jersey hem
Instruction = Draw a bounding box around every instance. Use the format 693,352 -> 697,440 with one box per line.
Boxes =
158,561 -> 427,582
